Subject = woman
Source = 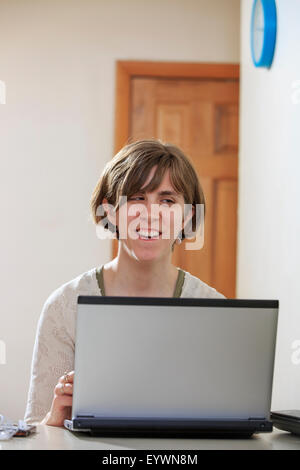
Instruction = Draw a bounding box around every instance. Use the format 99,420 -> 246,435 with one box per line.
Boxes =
24,138 -> 226,427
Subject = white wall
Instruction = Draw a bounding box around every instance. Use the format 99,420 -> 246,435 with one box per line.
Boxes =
238,0 -> 300,410
0,0 -> 240,421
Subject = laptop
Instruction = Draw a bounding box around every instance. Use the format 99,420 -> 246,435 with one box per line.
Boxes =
64,296 -> 279,437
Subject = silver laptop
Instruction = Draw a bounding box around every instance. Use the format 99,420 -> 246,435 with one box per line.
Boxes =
64,296 -> 279,437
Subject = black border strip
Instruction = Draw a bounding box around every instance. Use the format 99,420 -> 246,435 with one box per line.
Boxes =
78,296 -> 279,309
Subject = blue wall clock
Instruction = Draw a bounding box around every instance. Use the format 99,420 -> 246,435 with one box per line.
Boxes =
251,0 -> 277,68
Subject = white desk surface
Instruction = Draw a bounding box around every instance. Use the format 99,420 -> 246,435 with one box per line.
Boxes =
1,425 -> 300,450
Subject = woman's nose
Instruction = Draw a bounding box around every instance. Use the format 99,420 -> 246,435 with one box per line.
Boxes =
138,202 -> 160,226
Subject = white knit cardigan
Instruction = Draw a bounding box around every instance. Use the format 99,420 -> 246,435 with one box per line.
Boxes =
24,266 -> 226,425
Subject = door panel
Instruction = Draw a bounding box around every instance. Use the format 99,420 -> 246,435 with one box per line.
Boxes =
121,74 -> 239,298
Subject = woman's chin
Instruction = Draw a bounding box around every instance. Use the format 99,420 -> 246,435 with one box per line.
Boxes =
130,243 -> 167,260
122,237 -> 172,260
134,249 -> 161,261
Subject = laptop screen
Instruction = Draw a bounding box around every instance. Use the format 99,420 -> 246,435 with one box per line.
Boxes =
72,297 -> 278,421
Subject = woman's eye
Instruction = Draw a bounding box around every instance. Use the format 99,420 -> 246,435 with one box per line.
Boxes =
128,197 -> 174,204
162,199 -> 174,204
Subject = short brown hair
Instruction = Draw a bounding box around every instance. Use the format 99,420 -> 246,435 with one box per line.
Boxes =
90,138 -> 205,244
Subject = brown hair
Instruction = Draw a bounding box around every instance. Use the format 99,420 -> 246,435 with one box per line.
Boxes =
90,138 -> 205,247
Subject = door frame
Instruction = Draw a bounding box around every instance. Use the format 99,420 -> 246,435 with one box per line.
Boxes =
112,60 -> 240,258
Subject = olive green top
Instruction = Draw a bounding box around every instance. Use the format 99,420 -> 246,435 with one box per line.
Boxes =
96,264 -> 185,298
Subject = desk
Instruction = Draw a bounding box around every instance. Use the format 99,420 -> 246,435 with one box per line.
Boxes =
1,425 -> 300,450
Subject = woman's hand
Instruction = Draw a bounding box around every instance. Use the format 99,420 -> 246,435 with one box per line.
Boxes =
41,371 -> 74,427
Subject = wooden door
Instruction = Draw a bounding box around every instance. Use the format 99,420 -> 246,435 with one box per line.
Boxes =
113,62 -> 239,298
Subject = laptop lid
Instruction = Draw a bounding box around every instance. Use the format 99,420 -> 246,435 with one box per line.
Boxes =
72,297 -> 278,422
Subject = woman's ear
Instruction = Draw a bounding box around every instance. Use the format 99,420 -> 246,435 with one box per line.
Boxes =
181,204 -> 195,233
102,198 -> 117,227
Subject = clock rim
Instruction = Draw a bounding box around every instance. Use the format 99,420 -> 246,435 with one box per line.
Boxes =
251,0 -> 277,68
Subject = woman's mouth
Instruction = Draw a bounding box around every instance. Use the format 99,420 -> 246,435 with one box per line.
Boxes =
136,229 -> 162,241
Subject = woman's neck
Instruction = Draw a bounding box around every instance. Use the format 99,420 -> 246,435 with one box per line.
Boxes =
102,254 -> 179,297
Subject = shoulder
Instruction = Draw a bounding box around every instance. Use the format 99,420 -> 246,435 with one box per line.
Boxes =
35,267 -> 100,343
44,266 -> 99,307
181,269 -> 226,299
40,267 -> 100,330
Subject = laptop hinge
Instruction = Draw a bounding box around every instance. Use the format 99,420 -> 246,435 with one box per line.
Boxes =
248,417 -> 266,421
77,415 -> 95,418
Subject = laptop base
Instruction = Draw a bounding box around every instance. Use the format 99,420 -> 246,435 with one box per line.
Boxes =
270,410 -> 300,435
64,417 -> 272,438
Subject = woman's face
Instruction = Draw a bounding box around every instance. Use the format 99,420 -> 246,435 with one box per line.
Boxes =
115,166 -> 193,261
